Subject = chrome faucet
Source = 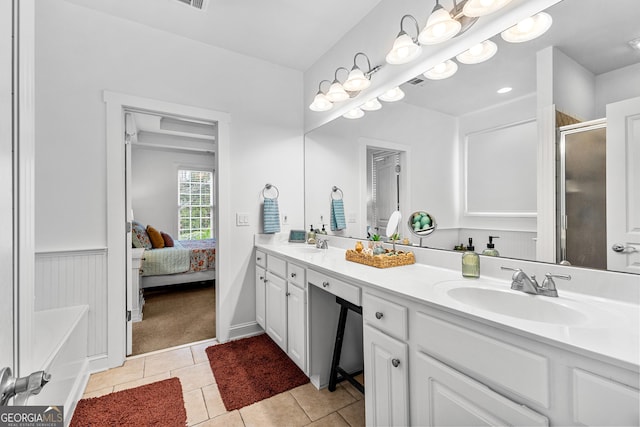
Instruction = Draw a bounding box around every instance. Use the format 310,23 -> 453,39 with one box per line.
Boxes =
501,267 -> 570,297
316,238 -> 329,249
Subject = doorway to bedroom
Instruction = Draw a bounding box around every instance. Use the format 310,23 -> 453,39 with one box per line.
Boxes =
125,109 -> 218,356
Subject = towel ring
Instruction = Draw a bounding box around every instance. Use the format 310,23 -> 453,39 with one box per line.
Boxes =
262,183 -> 279,199
331,186 -> 343,200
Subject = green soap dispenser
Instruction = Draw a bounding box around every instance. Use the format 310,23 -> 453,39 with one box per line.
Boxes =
307,225 -> 316,244
462,238 -> 480,278
482,236 -> 500,256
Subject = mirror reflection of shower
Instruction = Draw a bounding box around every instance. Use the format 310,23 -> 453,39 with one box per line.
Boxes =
367,148 -> 403,238
558,119 -> 607,270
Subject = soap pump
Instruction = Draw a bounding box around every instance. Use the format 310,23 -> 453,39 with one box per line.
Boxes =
307,225 -> 316,244
482,236 -> 500,256
320,224 -> 328,235
462,238 -> 480,278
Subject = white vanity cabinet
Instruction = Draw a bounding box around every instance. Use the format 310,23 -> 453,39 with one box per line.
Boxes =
255,249 -> 307,372
363,292 -> 409,426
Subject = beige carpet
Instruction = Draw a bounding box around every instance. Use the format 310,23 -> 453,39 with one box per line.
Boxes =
132,282 -> 215,355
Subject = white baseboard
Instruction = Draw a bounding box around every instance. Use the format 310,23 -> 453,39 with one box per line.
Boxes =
87,353 -> 111,374
226,321 -> 263,343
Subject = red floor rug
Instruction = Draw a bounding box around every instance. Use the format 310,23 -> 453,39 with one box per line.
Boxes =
70,377 -> 186,427
206,333 -> 309,411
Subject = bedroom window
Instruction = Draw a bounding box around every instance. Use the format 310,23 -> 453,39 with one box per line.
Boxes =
178,169 -> 213,240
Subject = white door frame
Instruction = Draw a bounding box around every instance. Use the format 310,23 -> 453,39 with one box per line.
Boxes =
103,91 -> 230,370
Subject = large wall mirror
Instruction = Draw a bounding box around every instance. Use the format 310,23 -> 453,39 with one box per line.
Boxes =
305,0 -> 640,274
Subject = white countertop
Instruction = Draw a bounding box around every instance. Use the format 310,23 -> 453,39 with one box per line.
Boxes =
256,242 -> 640,371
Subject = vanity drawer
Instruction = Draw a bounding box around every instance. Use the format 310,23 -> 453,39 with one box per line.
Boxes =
363,292 -> 408,341
414,311 -> 550,408
255,250 -> 266,269
267,254 -> 286,278
287,262 -> 306,289
307,269 -> 361,306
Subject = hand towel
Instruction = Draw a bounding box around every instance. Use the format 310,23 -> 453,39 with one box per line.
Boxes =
263,197 -> 281,234
330,199 -> 346,231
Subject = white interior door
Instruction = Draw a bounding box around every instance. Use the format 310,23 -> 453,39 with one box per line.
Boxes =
125,113 -> 134,355
374,154 -> 398,236
606,96 -> 640,273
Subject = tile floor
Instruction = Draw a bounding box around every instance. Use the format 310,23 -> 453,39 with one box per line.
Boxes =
81,338 -> 365,427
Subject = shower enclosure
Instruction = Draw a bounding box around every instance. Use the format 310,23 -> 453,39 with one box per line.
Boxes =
558,119 -> 607,269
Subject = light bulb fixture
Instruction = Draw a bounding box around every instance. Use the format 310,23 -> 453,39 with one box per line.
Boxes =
343,108 -> 365,120
386,15 -> 422,65
379,86 -> 405,102
456,39 -> 497,64
462,0 -> 513,17
343,52 -> 380,92
325,67 -> 351,103
308,80 -> 333,112
361,98 -> 382,111
423,59 -> 458,80
501,12 -> 552,43
418,0 -> 461,45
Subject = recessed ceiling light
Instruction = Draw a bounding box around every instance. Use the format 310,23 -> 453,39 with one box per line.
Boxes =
497,87 -> 513,94
629,37 -> 640,51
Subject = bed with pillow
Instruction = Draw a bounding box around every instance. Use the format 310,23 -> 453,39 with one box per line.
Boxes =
132,221 -> 216,288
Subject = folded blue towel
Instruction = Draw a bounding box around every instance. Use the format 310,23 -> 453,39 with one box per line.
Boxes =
330,199 -> 346,231
263,198 -> 281,234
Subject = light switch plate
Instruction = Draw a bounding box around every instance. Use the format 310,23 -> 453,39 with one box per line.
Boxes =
236,212 -> 249,226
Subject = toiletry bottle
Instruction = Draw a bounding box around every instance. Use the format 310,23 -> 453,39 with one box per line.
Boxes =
462,238 -> 480,278
482,236 -> 500,256
320,224 -> 328,235
307,225 -> 316,244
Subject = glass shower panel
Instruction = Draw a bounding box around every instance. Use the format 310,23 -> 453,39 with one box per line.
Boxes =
559,123 -> 607,269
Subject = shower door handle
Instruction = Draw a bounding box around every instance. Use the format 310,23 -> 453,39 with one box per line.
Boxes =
611,244 -> 638,253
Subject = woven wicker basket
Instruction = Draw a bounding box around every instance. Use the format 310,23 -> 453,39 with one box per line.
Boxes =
345,249 -> 415,268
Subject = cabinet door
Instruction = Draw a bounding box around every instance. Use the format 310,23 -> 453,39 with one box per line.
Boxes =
364,324 -> 409,427
255,267 -> 266,329
265,272 -> 287,351
287,283 -> 306,372
414,351 -> 548,426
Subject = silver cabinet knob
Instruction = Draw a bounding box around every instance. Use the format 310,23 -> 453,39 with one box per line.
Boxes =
322,281 -> 329,288
286,292 -> 291,296
375,312 -> 384,319
291,272 -> 297,278
391,358 -> 400,368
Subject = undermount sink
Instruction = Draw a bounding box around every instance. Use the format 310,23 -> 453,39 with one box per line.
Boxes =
441,283 -> 588,325
296,247 -> 323,254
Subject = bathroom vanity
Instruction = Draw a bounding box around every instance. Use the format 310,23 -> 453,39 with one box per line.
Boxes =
255,238 -> 639,426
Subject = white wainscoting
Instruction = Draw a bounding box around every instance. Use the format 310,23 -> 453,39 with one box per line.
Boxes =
35,248 -> 108,357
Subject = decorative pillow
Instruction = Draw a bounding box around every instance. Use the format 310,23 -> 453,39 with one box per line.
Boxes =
161,231 -> 175,248
147,225 -> 165,249
132,222 -> 152,249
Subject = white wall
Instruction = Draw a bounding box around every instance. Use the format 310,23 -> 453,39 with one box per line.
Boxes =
595,62 -> 640,118
551,48 -> 596,121
34,0 -> 304,349
458,94 -> 537,234
131,145 -> 215,238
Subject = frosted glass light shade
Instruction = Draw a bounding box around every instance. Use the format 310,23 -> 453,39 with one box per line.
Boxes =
379,87 -> 405,102
423,59 -> 458,80
386,32 -> 422,65
462,0 -> 513,17
456,40 -> 497,64
343,108 -> 365,119
309,92 -> 333,112
418,6 -> 461,45
326,81 -> 350,103
343,67 -> 370,92
361,98 -> 382,111
501,12 -> 552,43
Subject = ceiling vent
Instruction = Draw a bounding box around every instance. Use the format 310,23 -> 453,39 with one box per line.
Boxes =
175,0 -> 208,11
407,77 -> 426,86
